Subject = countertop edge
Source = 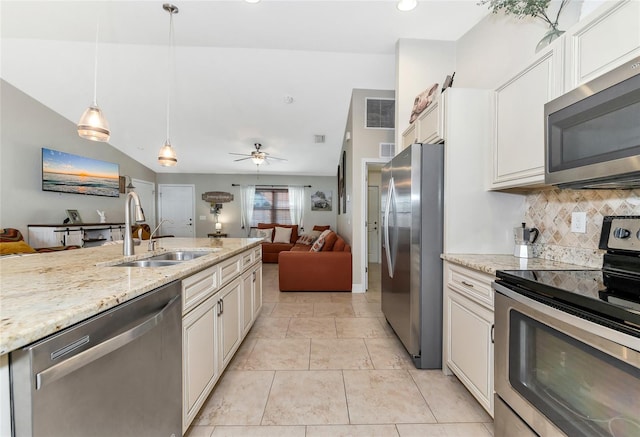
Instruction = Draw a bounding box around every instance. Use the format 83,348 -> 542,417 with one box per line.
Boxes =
441,253 -> 595,276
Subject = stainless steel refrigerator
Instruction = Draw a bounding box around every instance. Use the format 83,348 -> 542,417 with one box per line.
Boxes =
381,143 -> 443,369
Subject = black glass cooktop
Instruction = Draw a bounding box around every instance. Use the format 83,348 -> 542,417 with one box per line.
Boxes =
496,269 -> 640,331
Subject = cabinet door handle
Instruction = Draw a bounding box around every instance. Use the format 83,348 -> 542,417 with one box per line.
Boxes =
461,280 -> 474,288
217,299 -> 222,316
221,298 -> 224,315
491,324 -> 495,344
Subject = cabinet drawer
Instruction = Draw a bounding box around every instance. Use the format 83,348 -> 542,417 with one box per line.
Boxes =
182,265 -> 219,314
219,254 -> 242,287
445,263 -> 494,308
252,246 -> 262,263
241,251 -> 253,270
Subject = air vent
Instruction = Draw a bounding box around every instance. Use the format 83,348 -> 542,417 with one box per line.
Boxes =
314,135 -> 326,143
366,98 -> 395,129
380,143 -> 395,158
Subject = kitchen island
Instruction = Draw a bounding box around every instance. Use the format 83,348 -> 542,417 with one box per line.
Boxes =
0,237 -> 262,435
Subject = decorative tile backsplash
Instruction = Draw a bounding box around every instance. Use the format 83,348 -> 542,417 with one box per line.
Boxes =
523,188 -> 640,267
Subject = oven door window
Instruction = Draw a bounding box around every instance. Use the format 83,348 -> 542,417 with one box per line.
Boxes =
509,311 -> 640,437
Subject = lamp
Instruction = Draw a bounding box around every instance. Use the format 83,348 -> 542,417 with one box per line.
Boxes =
158,4 -> 179,167
397,0 -> 418,11
215,222 -> 222,233
77,22 -> 110,142
251,152 -> 266,166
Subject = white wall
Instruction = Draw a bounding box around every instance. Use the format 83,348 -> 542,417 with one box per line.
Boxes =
395,39 -> 456,148
0,80 -> 156,238
155,173 -> 337,238
340,89 -> 395,291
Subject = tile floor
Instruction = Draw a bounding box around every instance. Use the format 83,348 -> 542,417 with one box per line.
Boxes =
186,263 -> 494,437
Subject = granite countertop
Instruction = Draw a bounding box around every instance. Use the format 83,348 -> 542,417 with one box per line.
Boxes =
0,237 -> 262,355
441,253 -> 596,276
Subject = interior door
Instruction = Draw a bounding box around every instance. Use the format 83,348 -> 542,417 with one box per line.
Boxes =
158,184 -> 195,237
131,179 -> 156,229
367,186 -> 380,264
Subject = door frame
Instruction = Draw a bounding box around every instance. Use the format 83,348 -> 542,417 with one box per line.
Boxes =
131,178 -> 156,229
360,158 -> 390,292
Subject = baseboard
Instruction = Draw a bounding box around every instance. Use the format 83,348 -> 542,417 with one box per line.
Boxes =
351,283 -> 365,293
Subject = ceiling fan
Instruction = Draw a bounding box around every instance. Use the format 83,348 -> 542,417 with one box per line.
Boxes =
229,143 -> 287,166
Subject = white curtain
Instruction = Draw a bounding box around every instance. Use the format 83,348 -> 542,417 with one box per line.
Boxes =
288,185 -> 305,231
239,185 -> 256,234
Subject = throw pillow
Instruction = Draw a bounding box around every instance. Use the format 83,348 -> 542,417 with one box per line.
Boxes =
295,230 -> 322,245
311,229 -> 332,252
313,225 -> 331,232
0,241 -> 36,254
256,228 -> 273,242
273,226 -> 293,244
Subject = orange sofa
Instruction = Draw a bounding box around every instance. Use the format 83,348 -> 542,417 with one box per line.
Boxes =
278,230 -> 352,292
257,223 -> 300,263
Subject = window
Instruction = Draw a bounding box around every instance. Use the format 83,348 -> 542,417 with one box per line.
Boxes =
252,188 -> 291,225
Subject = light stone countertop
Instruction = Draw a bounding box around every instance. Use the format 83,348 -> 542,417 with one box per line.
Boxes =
0,237 -> 262,355
441,253 -> 596,276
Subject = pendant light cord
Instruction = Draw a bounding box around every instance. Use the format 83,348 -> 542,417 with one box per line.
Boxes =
93,22 -> 100,106
166,11 -> 174,142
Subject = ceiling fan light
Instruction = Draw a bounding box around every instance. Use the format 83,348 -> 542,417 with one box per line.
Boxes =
158,141 -> 178,167
77,104 -> 110,142
397,0 -> 418,11
251,155 -> 265,165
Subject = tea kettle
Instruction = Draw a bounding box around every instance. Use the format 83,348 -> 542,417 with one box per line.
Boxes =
514,222 -> 539,258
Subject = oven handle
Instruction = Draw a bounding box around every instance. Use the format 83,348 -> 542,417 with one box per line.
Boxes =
35,295 -> 180,390
493,282 -> 640,350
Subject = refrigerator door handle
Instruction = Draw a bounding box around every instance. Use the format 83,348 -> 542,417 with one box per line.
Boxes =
384,176 -> 395,278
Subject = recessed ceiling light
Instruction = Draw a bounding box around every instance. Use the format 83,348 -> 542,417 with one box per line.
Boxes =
397,0 -> 417,12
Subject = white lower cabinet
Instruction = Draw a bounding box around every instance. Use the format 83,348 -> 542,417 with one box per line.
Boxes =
182,294 -> 219,428
181,247 -> 262,433
443,262 -> 495,417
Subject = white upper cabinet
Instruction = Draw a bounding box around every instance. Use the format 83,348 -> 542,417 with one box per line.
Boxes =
490,41 -> 564,190
417,95 -> 445,144
564,0 -> 640,91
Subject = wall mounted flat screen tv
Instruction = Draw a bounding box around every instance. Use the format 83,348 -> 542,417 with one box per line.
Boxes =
42,147 -> 120,197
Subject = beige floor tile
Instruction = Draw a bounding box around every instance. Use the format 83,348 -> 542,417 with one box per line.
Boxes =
306,424 -> 400,437
365,337 -> 414,369
352,302 -> 384,317
483,422 -> 495,436
286,317 -> 336,338
262,370 -> 349,425
343,370 -> 436,424
365,291 -> 381,303
271,302 -> 315,318
184,425 -> 214,437
210,426 -> 306,437
259,302 -> 276,317
194,370 -> 274,426
330,292 -> 358,303
409,370 -> 492,423
289,292 -> 335,303
248,317 -> 291,339
314,302 -> 356,317
396,423 -> 493,437
377,317 -> 396,336
336,317 -> 391,338
227,337 -> 257,370
242,339 -> 310,370
310,339 -> 374,370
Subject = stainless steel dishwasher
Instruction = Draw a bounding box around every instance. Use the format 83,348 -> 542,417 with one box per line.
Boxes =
10,280 -> 182,437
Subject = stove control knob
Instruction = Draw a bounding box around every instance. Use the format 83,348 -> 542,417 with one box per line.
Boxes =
613,227 -> 631,239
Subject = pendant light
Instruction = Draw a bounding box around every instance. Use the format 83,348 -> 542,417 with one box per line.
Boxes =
77,22 -> 110,142
397,0 -> 418,11
158,3 -> 179,167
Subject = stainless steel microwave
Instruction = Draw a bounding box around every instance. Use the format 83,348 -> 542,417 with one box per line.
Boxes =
545,56 -> 640,189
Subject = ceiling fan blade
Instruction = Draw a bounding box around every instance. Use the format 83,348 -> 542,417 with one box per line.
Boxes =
234,157 -> 252,162
229,152 -> 251,157
267,156 -> 288,161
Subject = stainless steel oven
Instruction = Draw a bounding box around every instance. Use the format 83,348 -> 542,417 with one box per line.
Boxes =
493,216 -> 640,437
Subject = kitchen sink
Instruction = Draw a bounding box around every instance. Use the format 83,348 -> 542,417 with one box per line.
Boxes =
148,251 -> 210,261
114,260 -> 184,268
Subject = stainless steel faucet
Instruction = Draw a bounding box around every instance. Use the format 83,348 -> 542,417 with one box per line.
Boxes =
148,219 -> 172,251
123,192 -> 145,256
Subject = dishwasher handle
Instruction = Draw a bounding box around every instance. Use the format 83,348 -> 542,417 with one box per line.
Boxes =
36,294 -> 180,390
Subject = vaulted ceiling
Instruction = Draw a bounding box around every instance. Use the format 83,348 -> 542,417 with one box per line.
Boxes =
1,1 -> 488,176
